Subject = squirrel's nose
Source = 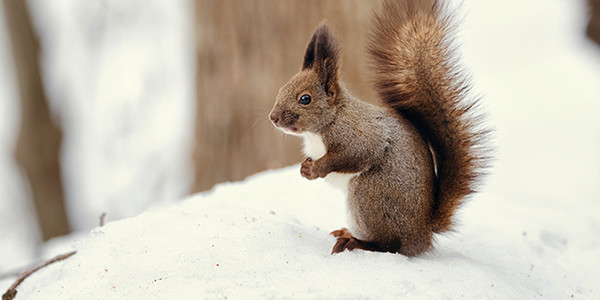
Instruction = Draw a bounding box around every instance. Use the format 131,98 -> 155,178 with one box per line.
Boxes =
269,113 -> 279,124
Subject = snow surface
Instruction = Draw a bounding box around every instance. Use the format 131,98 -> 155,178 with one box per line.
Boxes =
2,0 -> 600,298
12,166 -> 600,299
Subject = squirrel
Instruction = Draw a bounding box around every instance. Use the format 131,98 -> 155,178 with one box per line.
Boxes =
268,0 -> 489,256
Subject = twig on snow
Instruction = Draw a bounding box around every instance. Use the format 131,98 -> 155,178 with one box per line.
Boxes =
2,250 -> 76,300
99,212 -> 107,227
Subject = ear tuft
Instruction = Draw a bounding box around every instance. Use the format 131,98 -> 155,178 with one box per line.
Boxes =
313,22 -> 339,70
301,21 -> 340,96
302,29 -> 318,70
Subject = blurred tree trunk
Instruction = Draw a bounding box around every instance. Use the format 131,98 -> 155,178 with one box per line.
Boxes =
193,0 -> 377,192
3,0 -> 70,240
589,0 -> 600,46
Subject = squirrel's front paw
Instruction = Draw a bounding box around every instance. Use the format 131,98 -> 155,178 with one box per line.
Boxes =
301,157 -> 317,180
301,157 -> 330,180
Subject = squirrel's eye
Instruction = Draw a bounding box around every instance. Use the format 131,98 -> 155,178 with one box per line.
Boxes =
299,94 -> 312,105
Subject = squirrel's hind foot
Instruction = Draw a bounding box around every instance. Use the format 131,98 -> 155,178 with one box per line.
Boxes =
330,228 -> 381,254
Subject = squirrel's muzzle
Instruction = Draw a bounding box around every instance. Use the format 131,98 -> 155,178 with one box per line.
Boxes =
269,113 -> 279,125
269,108 -> 299,134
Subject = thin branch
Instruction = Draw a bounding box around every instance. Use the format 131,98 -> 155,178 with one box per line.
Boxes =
99,213 -> 106,227
2,250 -> 76,300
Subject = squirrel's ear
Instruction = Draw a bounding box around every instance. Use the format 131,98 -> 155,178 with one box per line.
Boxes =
302,27 -> 318,70
302,22 -> 340,96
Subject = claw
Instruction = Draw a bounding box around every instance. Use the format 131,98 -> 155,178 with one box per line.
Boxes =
330,227 -> 351,238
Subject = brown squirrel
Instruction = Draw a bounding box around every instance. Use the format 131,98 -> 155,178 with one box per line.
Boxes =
269,0 -> 489,256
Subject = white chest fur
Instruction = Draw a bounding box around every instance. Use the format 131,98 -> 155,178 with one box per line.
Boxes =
301,132 -> 359,192
302,132 -> 327,159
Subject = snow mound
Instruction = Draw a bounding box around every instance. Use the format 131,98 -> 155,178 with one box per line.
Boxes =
13,166 -> 599,299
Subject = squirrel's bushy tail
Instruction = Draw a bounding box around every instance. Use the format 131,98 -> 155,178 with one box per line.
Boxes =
368,0 -> 490,233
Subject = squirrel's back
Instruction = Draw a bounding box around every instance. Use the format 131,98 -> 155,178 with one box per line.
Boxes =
368,0 -> 490,233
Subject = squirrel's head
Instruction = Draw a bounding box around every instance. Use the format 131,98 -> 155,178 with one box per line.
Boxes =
269,22 -> 341,135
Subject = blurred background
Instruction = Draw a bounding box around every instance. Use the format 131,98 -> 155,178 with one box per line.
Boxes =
1,0 -> 599,275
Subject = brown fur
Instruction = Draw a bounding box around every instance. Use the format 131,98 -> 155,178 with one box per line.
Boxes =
269,0 -> 489,256
368,0 -> 490,233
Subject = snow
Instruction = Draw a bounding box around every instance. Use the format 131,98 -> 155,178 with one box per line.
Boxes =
2,0 -> 600,298
11,166 -> 600,299
0,0 -> 194,288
